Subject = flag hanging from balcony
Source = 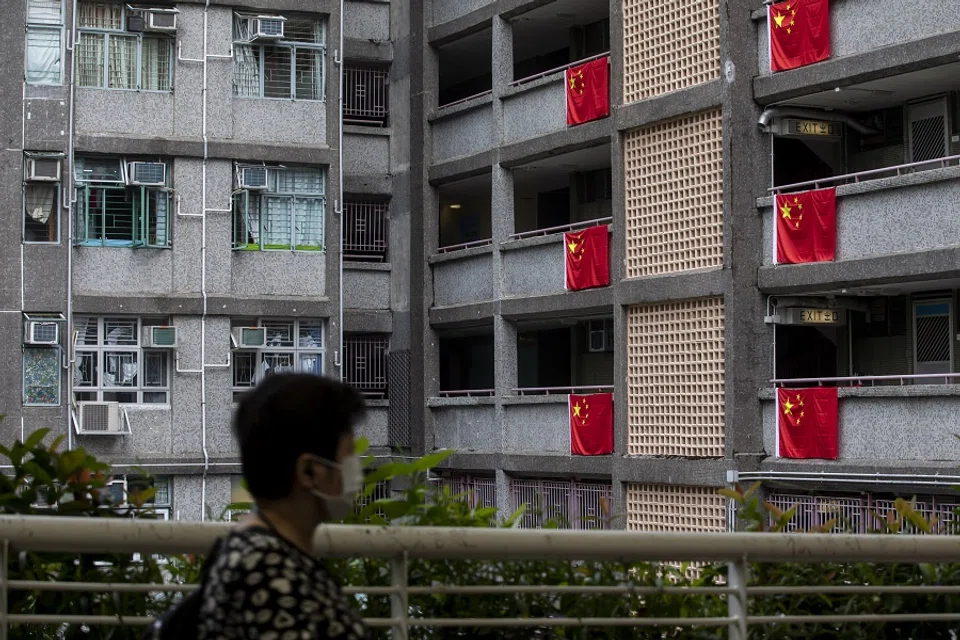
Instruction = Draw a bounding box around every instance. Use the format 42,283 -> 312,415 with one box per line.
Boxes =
777,387 -> 838,459
769,0 -> 830,72
775,187 -> 837,264
565,225 -> 610,291
566,57 -> 610,126
570,393 -> 614,456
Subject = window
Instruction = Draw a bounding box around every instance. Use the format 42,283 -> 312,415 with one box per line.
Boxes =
913,299 -> 953,377
23,347 -> 61,406
74,156 -> 170,247
343,199 -> 388,261
23,156 -> 61,243
233,166 -> 325,251
343,65 -> 389,126
231,319 -> 325,400
26,0 -> 64,84
343,334 -> 388,397
233,15 -> 326,100
73,316 -> 171,404
76,2 -> 173,91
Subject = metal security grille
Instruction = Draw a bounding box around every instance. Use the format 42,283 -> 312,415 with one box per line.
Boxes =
624,109 -> 723,279
626,484 -> 726,532
766,493 -> 960,535
387,349 -> 411,447
627,297 -> 725,457
622,0 -> 720,103
343,200 -> 388,261
908,99 -> 948,163
440,475 -> 496,510
343,335 -> 389,398
915,301 -> 951,372
355,479 -> 391,521
511,479 -> 611,530
343,66 -> 389,126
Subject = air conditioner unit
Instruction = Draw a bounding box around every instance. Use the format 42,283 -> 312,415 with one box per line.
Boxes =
24,321 -> 59,345
77,402 -> 124,434
26,158 -> 61,182
145,10 -> 177,32
142,326 -> 178,348
587,320 -> 613,353
249,16 -> 286,40
239,167 -> 269,190
126,14 -> 145,32
127,162 -> 166,186
231,327 -> 267,349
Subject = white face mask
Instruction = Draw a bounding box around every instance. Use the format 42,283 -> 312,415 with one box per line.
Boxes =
309,454 -> 363,521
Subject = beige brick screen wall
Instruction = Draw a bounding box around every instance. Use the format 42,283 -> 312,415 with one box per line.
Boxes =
624,109 -> 724,279
627,297 -> 725,457
622,0 -> 721,103
626,483 -> 726,532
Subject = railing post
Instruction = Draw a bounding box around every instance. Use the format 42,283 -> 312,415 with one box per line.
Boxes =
728,556 -> 748,640
390,552 -> 409,640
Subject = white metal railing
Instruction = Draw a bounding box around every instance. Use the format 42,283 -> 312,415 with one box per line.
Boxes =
769,154 -> 960,194
343,66 -> 389,126
771,373 -> 960,386
509,216 -> 613,241
509,51 -> 611,87
2,516 -> 960,636
438,89 -> 493,111
343,200 -> 388,261
437,388 -> 495,398
513,385 -> 614,396
436,237 -> 493,253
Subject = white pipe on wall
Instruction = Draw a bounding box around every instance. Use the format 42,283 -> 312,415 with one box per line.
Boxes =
337,0 -> 345,380
65,0 -> 79,452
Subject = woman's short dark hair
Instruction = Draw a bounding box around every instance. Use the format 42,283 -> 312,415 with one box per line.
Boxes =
233,373 -> 367,500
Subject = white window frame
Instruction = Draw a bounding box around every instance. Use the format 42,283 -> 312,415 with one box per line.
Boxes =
231,318 -> 325,397
232,13 -> 327,101
26,0 -> 65,85
76,2 -> 174,92
232,165 -> 326,252
23,161 -> 62,244
73,316 -> 171,404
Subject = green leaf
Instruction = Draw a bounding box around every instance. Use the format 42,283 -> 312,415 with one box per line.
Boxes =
717,488 -> 745,504
23,428 -> 50,452
411,449 -> 455,472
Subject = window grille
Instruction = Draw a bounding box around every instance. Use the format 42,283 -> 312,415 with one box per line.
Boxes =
231,319 -> 325,400
233,16 -> 326,101
440,475 -> 496,511
355,480 -> 391,522
511,479 -> 611,530
343,66 -> 389,126
24,183 -> 60,243
74,184 -> 170,247
343,335 -> 388,398
26,0 -> 64,85
73,316 -> 171,404
342,200 -> 388,261
76,2 -> 173,91
765,492 -> 960,535
233,166 -> 325,251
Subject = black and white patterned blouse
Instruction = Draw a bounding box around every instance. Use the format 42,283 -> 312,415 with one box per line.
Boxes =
198,527 -> 368,640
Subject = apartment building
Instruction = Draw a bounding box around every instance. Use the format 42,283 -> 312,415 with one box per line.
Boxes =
6,0 -> 960,530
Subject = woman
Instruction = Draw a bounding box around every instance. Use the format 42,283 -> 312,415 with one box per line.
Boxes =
198,373 -> 369,639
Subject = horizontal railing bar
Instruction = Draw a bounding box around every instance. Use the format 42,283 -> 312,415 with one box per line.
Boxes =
436,238 -> 493,253
509,51 -> 611,87
399,616 -> 734,628
6,580 -> 195,593
437,389 -> 495,397
5,614 -> 153,626
769,154 -> 960,193
749,584 -> 960,595
748,613 -> 960,624
402,585 -> 734,596
771,372 -> 960,385
514,385 -> 614,395
509,217 -> 613,240
438,90 -> 492,110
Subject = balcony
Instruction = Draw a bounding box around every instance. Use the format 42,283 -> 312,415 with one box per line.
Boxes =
430,397 -> 497,451
756,0 -> 958,78
432,0 -> 491,26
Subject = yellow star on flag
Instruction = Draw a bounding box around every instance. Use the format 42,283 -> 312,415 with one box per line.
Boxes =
573,403 -> 582,418
780,203 -> 793,219
783,399 -> 795,415
773,12 -> 785,28
567,239 -> 579,255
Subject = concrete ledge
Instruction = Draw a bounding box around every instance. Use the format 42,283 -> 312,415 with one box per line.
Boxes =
344,125 -> 392,137
617,268 -> 728,307
501,395 -> 571,406
179,0 -> 336,12
72,295 -> 203,316
344,309 -> 393,333
428,94 -> 494,122
206,295 -> 334,318
614,457 -> 729,487
429,302 -> 495,328
428,245 -> 494,264
752,458 -> 960,494
75,134 -> 337,166
498,121 -> 611,168
344,38 -> 393,63
428,396 -> 496,407
501,71 -> 563,99
345,261 -> 392,272
344,173 -> 392,194
759,385 -> 960,400
500,288 -> 613,320
435,452 -> 616,478
615,80 -> 724,131
757,246 -> 960,293
754,30 -> 960,105
428,150 -> 496,184
501,232 -> 565,251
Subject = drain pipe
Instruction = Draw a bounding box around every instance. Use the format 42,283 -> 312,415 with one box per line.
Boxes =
336,0 -> 345,380
65,0 -> 79,451
198,0 -> 212,521
758,106 -> 878,135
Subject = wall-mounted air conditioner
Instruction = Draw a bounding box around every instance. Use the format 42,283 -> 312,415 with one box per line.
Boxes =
231,327 -> 267,349
127,162 -> 167,186
239,167 -> 269,190
146,10 -> 177,32
26,158 -> 61,182
587,319 -> 614,353
142,326 -> 178,348
24,321 -> 59,345
76,402 -> 125,434
249,16 -> 286,40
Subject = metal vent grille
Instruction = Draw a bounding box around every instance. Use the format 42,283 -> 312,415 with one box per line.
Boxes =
627,297 -> 725,457
387,349 -> 411,447
916,314 -> 950,364
150,327 -> 176,346
82,404 -> 111,432
908,98 -> 948,164
622,0 -> 720,103
624,109 -> 723,279
626,484 -> 726,532
32,323 -> 58,343
133,163 -> 165,185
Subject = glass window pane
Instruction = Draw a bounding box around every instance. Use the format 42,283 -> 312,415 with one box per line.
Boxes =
294,47 -> 323,101
141,37 -> 171,91
74,351 -> 98,387
75,156 -> 123,182
76,32 -> 105,88
263,45 -> 292,98
24,184 -> 59,242
262,352 -> 295,378
232,351 -> 256,387
275,169 -> 324,194
103,319 -> 137,345
299,322 -> 323,348
284,19 -> 322,44
294,197 -> 324,249
78,2 -> 122,29
233,44 -> 261,97
26,28 -> 62,84
299,353 -> 322,375
24,348 -> 60,405
143,352 -> 167,387
103,351 -> 138,387
262,196 -> 292,248
263,322 -> 294,347
28,0 -> 62,25
108,35 -> 138,89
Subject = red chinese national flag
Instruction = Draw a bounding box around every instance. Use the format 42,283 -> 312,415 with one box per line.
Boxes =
777,387 -> 838,459
564,225 -> 610,291
775,187 -> 836,264
566,57 -> 610,126
769,0 -> 830,72
570,393 -> 613,456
